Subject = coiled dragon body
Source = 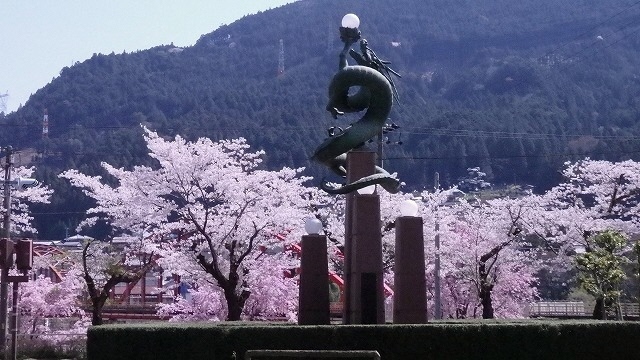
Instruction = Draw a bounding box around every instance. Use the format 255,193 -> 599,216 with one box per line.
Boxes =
312,39 -> 401,194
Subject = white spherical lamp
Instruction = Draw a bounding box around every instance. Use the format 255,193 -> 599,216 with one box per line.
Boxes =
304,218 -> 323,235
399,199 -> 419,217
341,13 -> 360,29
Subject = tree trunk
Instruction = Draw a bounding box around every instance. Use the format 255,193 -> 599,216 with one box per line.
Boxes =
92,309 -> 103,326
480,285 -> 494,319
91,297 -> 107,326
478,259 -> 495,319
220,266 -> 251,321
593,297 -> 606,320
226,294 -> 244,321
223,284 -> 250,321
92,305 -> 104,325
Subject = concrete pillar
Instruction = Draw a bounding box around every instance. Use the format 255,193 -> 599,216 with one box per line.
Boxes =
393,216 -> 427,323
298,234 -> 330,325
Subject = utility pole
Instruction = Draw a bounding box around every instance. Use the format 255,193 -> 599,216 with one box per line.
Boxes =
434,171 -> 442,320
1,146 -> 12,353
377,129 -> 383,169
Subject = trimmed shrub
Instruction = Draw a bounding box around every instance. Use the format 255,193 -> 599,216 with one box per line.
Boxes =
87,320 -> 640,360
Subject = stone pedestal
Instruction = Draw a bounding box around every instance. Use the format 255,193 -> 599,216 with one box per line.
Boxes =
393,216 -> 427,323
298,234 -> 330,325
349,193 -> 384,324
343,150 -> 384,324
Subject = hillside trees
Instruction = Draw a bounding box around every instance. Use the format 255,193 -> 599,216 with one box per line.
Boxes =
60,128 -> 320,321
5,0 -> 640,239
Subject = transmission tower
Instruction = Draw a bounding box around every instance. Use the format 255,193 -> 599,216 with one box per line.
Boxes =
42,108 -> 49,139
277,39 -> 285,76
0,92 -> 8,114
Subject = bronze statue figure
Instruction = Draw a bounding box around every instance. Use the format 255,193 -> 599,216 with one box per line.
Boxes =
312,20 -> 402,194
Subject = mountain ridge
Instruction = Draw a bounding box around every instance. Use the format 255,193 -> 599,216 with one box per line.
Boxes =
2,0 -> 640,238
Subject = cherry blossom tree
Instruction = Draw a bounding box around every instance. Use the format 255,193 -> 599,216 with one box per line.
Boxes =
157,252 -> 299,322
430,196 -> 540,319
559,159 -> 640,223
80,239 -> 155,325
10,255 -> 88,352
539,158 -> 640,252
19,269 -> 86,334
533,159 -> 640,315
60,129 -> 320,321
379,189 -> 540,319
1,166 -> 52,235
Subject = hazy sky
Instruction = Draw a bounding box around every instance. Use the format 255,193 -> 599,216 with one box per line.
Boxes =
0,1 -> 297,113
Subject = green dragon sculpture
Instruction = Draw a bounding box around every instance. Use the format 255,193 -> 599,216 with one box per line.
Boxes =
312,29 -> 402,195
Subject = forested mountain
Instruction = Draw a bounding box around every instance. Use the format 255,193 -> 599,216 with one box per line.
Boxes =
3,0 -> 640,239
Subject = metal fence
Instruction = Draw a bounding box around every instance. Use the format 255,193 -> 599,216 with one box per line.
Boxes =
528,301 -> 640,318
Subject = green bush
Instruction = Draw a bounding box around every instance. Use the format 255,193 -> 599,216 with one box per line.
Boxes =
16,335 -> 87,360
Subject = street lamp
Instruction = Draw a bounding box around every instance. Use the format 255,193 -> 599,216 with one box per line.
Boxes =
399,199 -> 419,217
304,218 -> 323,235
337,13 -> 361,70
341,13 -> 360,28
339,13 -> 361,44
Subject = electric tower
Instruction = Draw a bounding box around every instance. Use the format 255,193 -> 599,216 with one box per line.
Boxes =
42,109 -> 49,139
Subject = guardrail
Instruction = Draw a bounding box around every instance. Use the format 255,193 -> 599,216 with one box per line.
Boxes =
528,301 -> 640,318
528,301 -> 587,317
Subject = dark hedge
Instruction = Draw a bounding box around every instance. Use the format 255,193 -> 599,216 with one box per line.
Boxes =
87,320 -> 640,360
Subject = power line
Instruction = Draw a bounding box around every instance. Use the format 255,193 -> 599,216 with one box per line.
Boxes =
401,127 -> 640,141
3,120 -> 640,142
561,15 -> 640,63
384,148 -> 640,161
536,0 -> 640,65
